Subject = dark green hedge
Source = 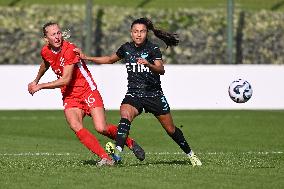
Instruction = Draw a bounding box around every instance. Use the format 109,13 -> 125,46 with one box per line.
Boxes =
0,5 -> 283,64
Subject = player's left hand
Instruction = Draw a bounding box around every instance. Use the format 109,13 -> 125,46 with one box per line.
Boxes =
137,58 -> 150,66
73,48 -> 87,59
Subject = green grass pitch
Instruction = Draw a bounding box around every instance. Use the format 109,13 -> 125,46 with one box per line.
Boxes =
0,110 -> 283,189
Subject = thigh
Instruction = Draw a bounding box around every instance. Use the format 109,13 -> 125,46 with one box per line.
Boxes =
121,95 -> 143,114
64,89 -> 104,117
64,108 -> 85,132
155,112 -> 176,134
82,90 -> 104,115
120,95 -> 142,121
143,95 -> 170,116
90,106 -> 107,133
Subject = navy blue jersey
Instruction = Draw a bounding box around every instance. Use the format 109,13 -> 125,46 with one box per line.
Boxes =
116,40 -> 164,97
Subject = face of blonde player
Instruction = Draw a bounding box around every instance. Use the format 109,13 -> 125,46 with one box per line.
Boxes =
44,24 -> 63,51
131,23 -> 148,47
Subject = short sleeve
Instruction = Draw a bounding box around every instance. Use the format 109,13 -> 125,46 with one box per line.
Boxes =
152,46 -> 162,60
40,47 -> 48,62
116,45 -> 125,59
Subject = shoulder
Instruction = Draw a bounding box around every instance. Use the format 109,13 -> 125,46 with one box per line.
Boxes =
41,44 -> 49,54
62,40 -> 77,52
147,40 -> 160,50
116,42 -> 132,58
62,41 -> 77,58
41,45 -> 50,58
62,42 -> 80,65
147,41 -> 162,59
119,42 -> 132,49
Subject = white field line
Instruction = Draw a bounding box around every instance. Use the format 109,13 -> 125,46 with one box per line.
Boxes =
0,151 -> 282,156
148,151 -> 283,155
0,116 -> 62,120
0,152 -> 74,156
0,114 -> 259,121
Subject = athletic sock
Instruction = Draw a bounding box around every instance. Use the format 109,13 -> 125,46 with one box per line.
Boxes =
105,124 -> 134,149
76,128 -> 111,160
169,127 -> 192,154
187,151 -> 194,157
116,118 -> 131,151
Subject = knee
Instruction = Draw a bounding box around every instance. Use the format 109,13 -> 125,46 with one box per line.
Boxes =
69,124 -> 83,133
165,125 -> 176,135
94,126 -> 107,135
120,105 -> 138,122
120,111 -> 132,121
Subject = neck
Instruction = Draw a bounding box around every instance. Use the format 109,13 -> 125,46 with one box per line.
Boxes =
49,45 -> 61,54
52,46 -> 61,51
49,44 -> 62,52
134,39 -> 147,47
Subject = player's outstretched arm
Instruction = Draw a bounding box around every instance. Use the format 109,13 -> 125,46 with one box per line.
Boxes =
28,61 -> 50,95
73,48 -> 120,64
29,64 -> 74,95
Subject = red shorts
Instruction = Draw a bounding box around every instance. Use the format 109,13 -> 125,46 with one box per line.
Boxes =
63,89 -> 104,116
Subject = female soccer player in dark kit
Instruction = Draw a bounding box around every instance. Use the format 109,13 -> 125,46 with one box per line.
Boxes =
28,22 -> 145,166
74,18 -> 202,166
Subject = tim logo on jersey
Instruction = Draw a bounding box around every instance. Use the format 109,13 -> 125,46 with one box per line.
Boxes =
126,52 -> 150,73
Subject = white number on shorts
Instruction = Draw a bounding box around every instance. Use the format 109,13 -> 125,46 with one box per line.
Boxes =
85,94 -> 95,107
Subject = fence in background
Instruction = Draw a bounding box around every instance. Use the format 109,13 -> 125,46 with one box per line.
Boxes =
1,65 -> 283,110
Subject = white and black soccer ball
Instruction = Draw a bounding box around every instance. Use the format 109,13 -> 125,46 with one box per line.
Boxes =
228,79 -> 253,103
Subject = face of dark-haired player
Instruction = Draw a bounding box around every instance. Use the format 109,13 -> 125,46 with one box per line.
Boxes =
131,23 -> 147,47
44,24 -> 63,50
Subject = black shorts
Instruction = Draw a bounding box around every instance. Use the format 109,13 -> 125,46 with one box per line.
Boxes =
121,95 -> 171,116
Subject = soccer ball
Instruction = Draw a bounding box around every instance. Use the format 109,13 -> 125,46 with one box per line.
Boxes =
105,142 -> 115,154
228,79 -> 253,103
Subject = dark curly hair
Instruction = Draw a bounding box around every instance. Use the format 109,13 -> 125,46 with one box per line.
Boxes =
131,17 -> 179,48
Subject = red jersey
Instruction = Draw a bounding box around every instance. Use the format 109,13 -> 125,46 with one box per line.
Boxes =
41,40 -> 97,99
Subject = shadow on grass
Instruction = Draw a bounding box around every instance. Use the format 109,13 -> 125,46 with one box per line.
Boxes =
82,159 -> 98,166
129,159 -> 190,167
81,159 -> 191,167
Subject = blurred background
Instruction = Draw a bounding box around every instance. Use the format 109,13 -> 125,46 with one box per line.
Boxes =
0,0 -> 284,109
1,0 -> 284,65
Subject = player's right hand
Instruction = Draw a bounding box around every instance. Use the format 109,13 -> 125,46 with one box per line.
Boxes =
28,81 -> 37,95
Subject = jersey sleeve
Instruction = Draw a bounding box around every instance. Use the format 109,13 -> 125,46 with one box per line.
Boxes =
63,47 -> 80,66
116,44 -> 125,59
152,46 -> 162,60
40,47 -> 48,62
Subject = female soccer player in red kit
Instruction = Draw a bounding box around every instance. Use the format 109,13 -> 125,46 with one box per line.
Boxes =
28,22 -> 144,166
